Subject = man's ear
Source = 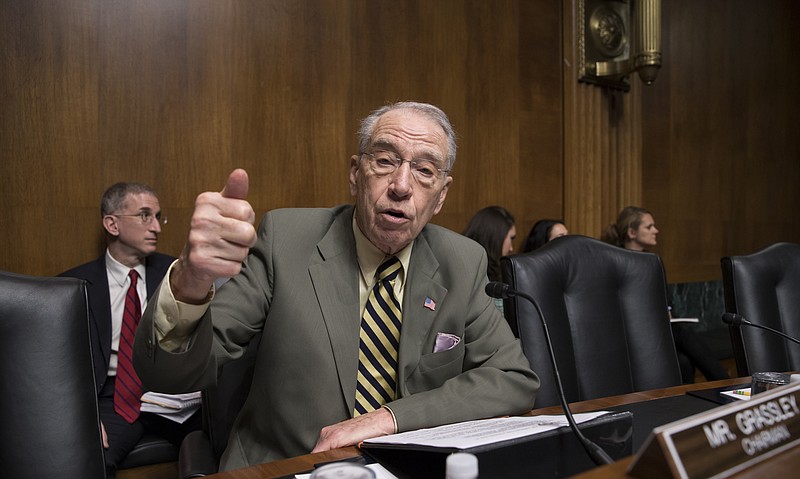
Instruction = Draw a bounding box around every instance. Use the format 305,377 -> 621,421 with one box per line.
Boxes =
103,216 -> 120,237
432,176 -> 453,215
349,155 -> 360,197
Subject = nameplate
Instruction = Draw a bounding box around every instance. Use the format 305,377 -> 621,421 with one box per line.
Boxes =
628,382 -> 800,478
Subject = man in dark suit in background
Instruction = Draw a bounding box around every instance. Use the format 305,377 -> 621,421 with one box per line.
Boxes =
133,102 -> 539,471
60,182 -> 200,478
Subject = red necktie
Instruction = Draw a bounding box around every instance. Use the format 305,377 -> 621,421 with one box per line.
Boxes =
114,270 -> 143,423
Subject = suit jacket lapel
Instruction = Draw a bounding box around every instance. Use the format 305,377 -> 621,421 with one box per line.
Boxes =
397,231 -> 447,394
308,206 -> 362,413
308,213 -> 448,409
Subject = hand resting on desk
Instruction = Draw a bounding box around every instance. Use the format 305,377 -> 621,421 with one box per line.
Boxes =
312,407 -> 395,453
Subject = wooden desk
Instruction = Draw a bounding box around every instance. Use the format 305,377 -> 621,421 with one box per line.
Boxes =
568,448 -> 800,479
208,377 -> 798,478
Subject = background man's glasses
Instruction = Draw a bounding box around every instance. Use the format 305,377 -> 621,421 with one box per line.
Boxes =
112,212 -> 168,225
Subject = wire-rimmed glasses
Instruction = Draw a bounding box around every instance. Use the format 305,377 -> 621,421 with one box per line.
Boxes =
361,150 -> 450,188
112,211 -> 168,225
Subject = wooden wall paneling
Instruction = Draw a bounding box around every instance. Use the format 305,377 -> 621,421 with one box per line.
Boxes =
95,1 -> 193,260
230,0 -> 354,214
562,0 -> 643,240
0,0 -> 561,274
445,1 -> 522,233
515,0 -> 565,248
1,0 -> 567,276
7,0 -> 797,284
642,0 -> 800,282
0,1 -> 105,273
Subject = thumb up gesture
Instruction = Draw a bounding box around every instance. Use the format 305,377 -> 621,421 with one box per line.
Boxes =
171,169 -> 257,302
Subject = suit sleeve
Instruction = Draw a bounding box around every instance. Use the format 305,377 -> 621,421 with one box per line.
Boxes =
133,214 -> 277,394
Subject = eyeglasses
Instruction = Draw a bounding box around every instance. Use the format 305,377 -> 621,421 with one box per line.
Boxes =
361,150 -> 450,188
112,211 -> 168,225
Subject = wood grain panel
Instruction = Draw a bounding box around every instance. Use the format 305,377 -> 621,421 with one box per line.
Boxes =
562,0 -> 643,240
642,0 -> 800,282
4,0 -> 795,282
0,0 -> 563,275
516,1 -> 565,238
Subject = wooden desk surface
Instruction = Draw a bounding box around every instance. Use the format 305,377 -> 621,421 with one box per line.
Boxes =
207,377 -> 799,478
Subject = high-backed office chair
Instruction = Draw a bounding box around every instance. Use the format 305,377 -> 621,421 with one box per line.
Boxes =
178,335 -> 260,478
501,235 -> 682,408
721,242 -> 800,376
0,271 -> 105,479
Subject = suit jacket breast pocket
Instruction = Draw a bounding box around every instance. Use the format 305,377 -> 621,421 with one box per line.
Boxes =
405,341 -> 465,394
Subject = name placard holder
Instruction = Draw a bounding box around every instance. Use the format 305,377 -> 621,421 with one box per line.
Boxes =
628,382 -> 800,478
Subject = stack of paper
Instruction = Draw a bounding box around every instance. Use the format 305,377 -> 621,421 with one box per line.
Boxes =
141,391 -> 202,423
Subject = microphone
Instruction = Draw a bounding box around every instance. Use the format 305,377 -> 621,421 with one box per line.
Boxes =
485,280 -> 511,300
722,312 -> 800,345
486,281 -> 613,466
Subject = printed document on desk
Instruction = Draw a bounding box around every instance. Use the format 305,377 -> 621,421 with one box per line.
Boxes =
362,412 -> 610,451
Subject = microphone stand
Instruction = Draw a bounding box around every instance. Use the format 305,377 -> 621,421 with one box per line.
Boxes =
486,282 -> 613,466
722,312 -> 800,345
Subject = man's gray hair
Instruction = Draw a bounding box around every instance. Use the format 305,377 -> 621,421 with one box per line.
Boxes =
100,182 -> 157,217
358,101 -> 457,170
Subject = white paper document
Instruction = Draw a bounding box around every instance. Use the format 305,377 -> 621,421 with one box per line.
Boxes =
140,391 -> 202,423
670,317 -> 700,323
141,391 -> 202,409
362,412 -> 611,450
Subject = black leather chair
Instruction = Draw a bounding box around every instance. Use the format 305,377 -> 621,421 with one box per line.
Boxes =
0,271 -> 105,479
721,242 -> 800,376
118,433 -> 179,470
178,335 -> 260,478
501,235 -> 682,407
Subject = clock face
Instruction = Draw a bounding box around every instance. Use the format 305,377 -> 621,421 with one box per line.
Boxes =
590,5 -> 627,58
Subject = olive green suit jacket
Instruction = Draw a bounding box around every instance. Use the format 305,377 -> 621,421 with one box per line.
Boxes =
134,205 -> 539,471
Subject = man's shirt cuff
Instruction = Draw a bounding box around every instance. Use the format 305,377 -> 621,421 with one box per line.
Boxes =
153,260 -> 215,352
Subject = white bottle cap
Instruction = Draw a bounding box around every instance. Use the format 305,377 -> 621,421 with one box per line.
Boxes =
446,452 -> 479,479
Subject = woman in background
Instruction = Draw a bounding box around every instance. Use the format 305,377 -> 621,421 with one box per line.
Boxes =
463,206 -> 516,314
600,206 -> 657,251
602,206 -> 730,383
522,219 -> 568,253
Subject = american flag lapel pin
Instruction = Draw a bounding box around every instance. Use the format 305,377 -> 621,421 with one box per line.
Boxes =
423,296 -> 436,311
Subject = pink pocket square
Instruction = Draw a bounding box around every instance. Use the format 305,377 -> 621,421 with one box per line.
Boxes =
433,332 -> 461,353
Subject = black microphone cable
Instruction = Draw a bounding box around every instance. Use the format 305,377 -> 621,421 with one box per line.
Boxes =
486,281 -> 614,465
722,312 -> 800,345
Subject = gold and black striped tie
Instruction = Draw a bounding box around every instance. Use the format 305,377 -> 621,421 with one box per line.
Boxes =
354,256 -> 402,416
